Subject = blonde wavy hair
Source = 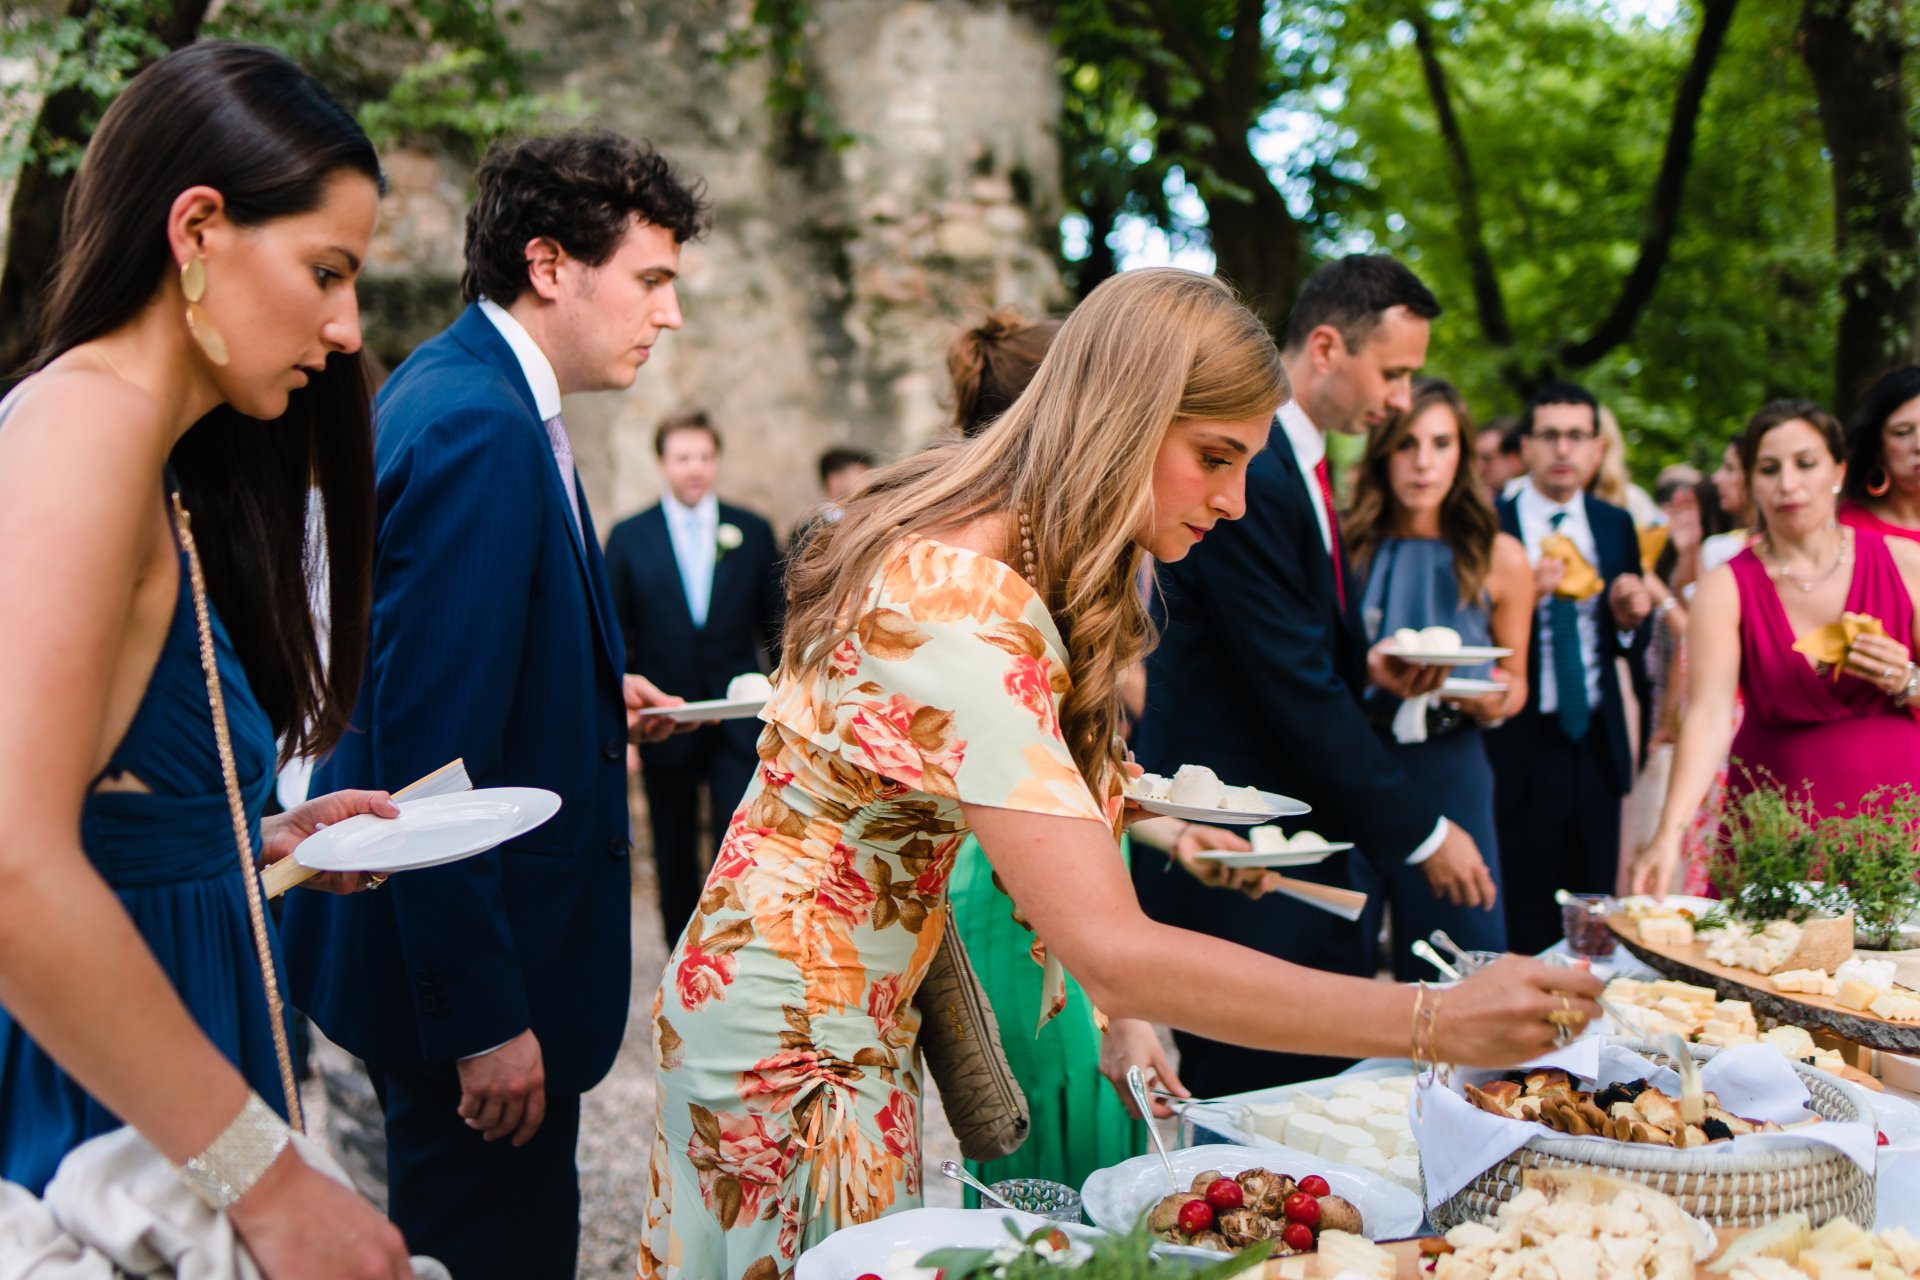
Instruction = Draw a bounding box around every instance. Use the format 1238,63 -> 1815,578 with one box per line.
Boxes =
782,268 -> 1287,793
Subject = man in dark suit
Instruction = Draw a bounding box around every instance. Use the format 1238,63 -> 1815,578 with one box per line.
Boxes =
1136,256 -> 1497,1097
283,131 -> 707,1278
1488,381 -> 1653,954
604,409 -> 785,948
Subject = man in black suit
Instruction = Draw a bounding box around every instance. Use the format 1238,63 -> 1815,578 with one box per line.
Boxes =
1137,255 -> 1498,1097
605,409 -> 785,947
1488,382 -> 1652,953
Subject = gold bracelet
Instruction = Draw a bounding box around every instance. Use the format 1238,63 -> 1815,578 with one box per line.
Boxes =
1410,984 -> 1429,1076
172,1091 -> 291,1210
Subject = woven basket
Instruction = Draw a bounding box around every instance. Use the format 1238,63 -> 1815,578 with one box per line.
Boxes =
1425,1038 -> 1876,1230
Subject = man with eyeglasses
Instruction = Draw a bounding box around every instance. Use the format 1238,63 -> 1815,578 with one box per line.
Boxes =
1486,380 -> 1654,952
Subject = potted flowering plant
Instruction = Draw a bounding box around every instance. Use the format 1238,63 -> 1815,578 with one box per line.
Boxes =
1816,785 -> 1920,951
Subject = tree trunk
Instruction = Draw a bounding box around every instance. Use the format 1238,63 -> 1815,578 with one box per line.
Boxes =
1198,137 -> 1305,338
1799,0 -> 1918,417
0,0 -> 211,375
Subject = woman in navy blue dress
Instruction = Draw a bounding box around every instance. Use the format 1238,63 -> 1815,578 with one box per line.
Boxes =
1343,379 -> 1533,979
0,43 -> 413,1277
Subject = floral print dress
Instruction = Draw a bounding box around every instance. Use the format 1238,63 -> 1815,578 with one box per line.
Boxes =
636,539 -> 1111,1280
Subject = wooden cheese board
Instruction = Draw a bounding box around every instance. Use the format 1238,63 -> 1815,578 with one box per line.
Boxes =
1607,913 -> 1920,1055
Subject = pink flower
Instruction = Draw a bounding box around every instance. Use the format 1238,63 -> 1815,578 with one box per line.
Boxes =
675,945 -> 737,1012
816,840 -> 876,924
867,971 -> 909,1043
839,695 -> 926,784
710,822 -> 757,883
1003,654 -> 1059,734
737,1048 -> 821,1112
829,637 -> 862,677
875,1088 -> 917,1161
689,1109 -> 790,1227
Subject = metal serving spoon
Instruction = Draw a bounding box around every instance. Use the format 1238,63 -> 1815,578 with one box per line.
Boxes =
1126,1065 -> 1182,1193
938,1159 -> 1020,1211
1411,938 -> 1463,982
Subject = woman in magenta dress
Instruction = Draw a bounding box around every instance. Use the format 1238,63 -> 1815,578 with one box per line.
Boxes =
1632,400 -> 1920,895
1840,366 -> 1920,543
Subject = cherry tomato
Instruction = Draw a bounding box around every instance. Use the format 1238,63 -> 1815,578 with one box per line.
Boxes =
1205,1177 -> 1245,1210
1043,1229 -> 1069,1252
1177,1199 -> 1215,1234
1282,1222 -> 1316,1252
1297,1174 -> 1332,1198
1283,1191 -> 1321,1227
1879,1130 -> 1891,1146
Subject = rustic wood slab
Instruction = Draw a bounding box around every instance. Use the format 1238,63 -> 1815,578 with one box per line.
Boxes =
1607,913 -> 1920,1055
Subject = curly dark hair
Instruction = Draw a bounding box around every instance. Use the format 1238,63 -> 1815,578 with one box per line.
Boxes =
461,130 -> 710,305
1843,366 -> 1920,502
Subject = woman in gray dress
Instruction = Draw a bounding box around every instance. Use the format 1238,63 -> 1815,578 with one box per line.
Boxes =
1343,378 -> 1533,977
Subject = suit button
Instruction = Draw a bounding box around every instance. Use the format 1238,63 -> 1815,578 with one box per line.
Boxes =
603,738 -> 623,760
608,838 -> 631,859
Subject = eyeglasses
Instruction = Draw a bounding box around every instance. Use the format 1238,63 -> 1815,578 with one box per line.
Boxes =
1533,429 -> 1597,449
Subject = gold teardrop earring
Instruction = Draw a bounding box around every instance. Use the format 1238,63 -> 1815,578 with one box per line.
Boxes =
180,258 -> 230,367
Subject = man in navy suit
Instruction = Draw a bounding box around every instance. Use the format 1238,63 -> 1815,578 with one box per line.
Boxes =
1136,256 -> 1497,1097
604,409 -> 784,948
283,131 -> 708,1278
1488,381 -> 1653,953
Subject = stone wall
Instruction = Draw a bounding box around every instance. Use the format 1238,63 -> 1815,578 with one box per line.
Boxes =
359,0 -> 1067,538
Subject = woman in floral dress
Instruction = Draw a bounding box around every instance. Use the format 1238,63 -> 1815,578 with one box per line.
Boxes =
636,269 -> 1603,1280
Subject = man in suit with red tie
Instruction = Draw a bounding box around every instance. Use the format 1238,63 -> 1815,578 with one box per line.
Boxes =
1136,255 -> 1498,1096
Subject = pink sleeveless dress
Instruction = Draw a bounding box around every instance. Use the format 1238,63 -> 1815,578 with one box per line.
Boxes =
1726,528 -> 1920,814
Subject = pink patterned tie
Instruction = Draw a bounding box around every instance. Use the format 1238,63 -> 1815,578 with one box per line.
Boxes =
544,414 -> 583,539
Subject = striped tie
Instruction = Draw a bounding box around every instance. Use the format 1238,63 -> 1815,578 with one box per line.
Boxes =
1549,512 -> 1590,741
543,413 -> 583,540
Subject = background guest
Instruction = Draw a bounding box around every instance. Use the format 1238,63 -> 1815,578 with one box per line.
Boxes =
1137,255 -> 1497,1097
1592,403 -> 1665,530
1700,438 -> 1755,578
1343,378 -> 1531,978
1474,416 -> 1525,495
285,130 -> 702,1279
606,409 -> 785,949
1487,381 -> 1652,953
785,445 -> 878,561
1841,365 -> 1920,542
0,42 -> 410,1277
945,305 -> 1062,434
1633,401 -> 1920,895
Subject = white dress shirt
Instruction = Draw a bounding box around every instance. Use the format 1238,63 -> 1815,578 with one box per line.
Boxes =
664,491 -> 719,627
477,298 -> 581,541
1512,477 -> 1604,713
1277,401 -> 1445,866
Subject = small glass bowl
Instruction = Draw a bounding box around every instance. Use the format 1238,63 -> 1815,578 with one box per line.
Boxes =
1561,893 -> 1619,958
986,1178 -> 1083,1222
1452,949 -> 1503,977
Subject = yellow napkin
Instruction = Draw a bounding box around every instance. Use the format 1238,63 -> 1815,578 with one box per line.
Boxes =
1639,526 -> 1670,575
1543,533 -> 1604,600
1792,611 -> 1887,682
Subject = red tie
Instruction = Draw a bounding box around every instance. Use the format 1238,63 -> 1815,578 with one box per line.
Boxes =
1313,455 -> 1346,613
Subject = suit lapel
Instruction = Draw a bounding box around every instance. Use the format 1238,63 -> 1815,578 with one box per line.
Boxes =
446,304 -> 624,680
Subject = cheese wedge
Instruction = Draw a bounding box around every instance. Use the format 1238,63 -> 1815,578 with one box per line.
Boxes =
1709,1212 -> 1812,1273
1314,1230 -> 1395,1280
1869,992 -> 1920,1023
1640,914 -> 1696,946
1837,979 -> 1881,1011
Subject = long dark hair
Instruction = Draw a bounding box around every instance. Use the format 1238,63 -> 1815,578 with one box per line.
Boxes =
1343,378 -> 1498,603
1844,366 -> 1920,503
28,42 -> 383,762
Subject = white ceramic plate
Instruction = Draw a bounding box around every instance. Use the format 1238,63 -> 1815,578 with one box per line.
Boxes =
1132,789 -> 1311,825
1193,843 -> 1351,869
1378,644 -> 1512,667
293,788 -> 560,875
1440,676 -> 1504,696
637,696 -> 767,723
1080,1143 -> 1424,1257
793,1207 -> 1087,1279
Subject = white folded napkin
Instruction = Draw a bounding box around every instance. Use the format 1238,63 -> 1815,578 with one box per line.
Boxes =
0,1127 -> 449,1280
1391,693 -> 1432,744
1411,1042 -> 1877,1211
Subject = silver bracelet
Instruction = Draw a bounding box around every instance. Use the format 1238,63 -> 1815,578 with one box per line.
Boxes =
1896,663 -> 1920,708
173,1091 -> 292,1210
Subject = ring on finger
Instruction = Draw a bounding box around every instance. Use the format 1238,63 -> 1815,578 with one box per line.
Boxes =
366,873 -> 389,891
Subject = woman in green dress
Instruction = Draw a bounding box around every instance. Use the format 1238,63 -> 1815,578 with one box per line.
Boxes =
941,310 -> 1270,1197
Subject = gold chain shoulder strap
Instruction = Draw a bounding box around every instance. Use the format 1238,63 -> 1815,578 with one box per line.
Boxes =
168,492 -> 305,1134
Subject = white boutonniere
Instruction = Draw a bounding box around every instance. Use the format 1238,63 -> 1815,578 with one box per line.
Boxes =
716,522 -> 743,556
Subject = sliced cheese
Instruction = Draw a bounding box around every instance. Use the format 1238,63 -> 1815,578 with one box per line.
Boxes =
1640,915 -> 1696,946
1839,979 -> 1882,1012
1869,992 -> 1920,1023
1314,1231 -> 1395,1280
